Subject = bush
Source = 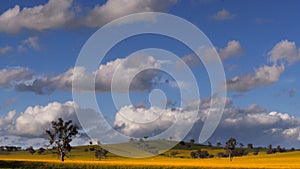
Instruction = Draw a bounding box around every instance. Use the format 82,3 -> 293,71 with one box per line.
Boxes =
37,148 -> 45,155
217,152 -> 228,158
27,146 -> 35,155
190,150 -> 210,159
95,148 -> 109,160
170,151 -> 180,157
179,141 -> 185,145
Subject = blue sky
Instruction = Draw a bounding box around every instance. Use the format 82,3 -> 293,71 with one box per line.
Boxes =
0,0 -> 300,148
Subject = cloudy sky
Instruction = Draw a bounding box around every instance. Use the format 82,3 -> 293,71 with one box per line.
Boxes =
0,0 -> 300,148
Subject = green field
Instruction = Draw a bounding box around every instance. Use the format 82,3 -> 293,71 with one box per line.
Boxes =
0,142 -> 299,169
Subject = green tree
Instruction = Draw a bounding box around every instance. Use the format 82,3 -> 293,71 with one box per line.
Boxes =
46,118 -> 79,162
95,147 -> 109,160
207,141 -> 212,147
27,146 -> 35,155
226,137 -> 237,161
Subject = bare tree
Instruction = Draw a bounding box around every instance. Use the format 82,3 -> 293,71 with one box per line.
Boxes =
46,118 -> 79,162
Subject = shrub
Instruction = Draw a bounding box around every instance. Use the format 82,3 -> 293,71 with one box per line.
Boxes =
190,149 -> 210,159
217,152 -> 228,158
170,151 -> 180,157
253,150 -> 259,155
38,148 -> 46,155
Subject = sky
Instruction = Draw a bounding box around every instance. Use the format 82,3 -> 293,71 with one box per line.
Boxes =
0,0 -> 300,149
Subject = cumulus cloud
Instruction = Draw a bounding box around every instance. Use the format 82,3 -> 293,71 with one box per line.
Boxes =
178,54 -> 201,68
219,40 -> 243,59
114,105 -> 196,139
269,40 -> 300,65
0,0 -> 73,33
8,101 -> 78,137
112,97 -> 300,147
0,110 -> 16,129
1,98 -> 299,147
0,67 -> 34,88
83,0 -> 176,27
0,135 -> 48,148
225,40 -> 300,93
0,134 -> 89,148
226,64 -> 285,92
14,55 -> 160,94
0,46 -> 12,55
179,40 -> 242,67
209,105 -> 300,147
211,9 -> 235,21
0,0 -> 176,33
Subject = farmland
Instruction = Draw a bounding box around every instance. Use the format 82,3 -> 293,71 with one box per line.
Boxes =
0,143 -> 299,169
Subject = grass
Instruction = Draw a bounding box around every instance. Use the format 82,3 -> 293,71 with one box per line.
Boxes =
0,143 -> 299,169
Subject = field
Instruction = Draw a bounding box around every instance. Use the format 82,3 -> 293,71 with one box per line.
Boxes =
0,142 -> 300,169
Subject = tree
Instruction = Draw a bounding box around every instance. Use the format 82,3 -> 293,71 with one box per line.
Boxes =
46,118 -> 79,162
144,136 -> 149,141
226,137 -> 237,161
207,141 -> 212,147
216,142 -> 222,147
38,147 -> 46,155
27,146 -> 35,155
179,141 -> 185,145
266,144 -> 273,154
239,143 -> 244,148
247,143 -> 253,149
95,147 -> 109,160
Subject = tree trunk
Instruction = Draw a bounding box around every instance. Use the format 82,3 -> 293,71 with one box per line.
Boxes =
60,152 -> 65,162
229,150 -> 232,161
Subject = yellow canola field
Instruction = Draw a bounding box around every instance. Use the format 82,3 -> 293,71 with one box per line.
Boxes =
1,151 -> 300,168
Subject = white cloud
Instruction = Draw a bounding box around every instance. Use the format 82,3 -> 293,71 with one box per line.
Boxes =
83,0 -> 176,27
211,9 -> 235,21
177,54 -> 201,68
219,40 -> 243,59
0,97 -> 300,147
226,64 -> 285,92
0,135 -> 48,148
114,105 -> 196,139
179,40 -> 243,68
22,36 -> 40,50
225,40 -> 300,93
0,110 -> 16,129
112,97 -> 300,147
269,40 -> 300,65
0,67 -> 34,88
0,0 -> 73,33
9,101 -> 78,137
282,128 -> 299,137
0,46 -> 12,55
0,0 -> 176,33
14,54 -> 160,94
